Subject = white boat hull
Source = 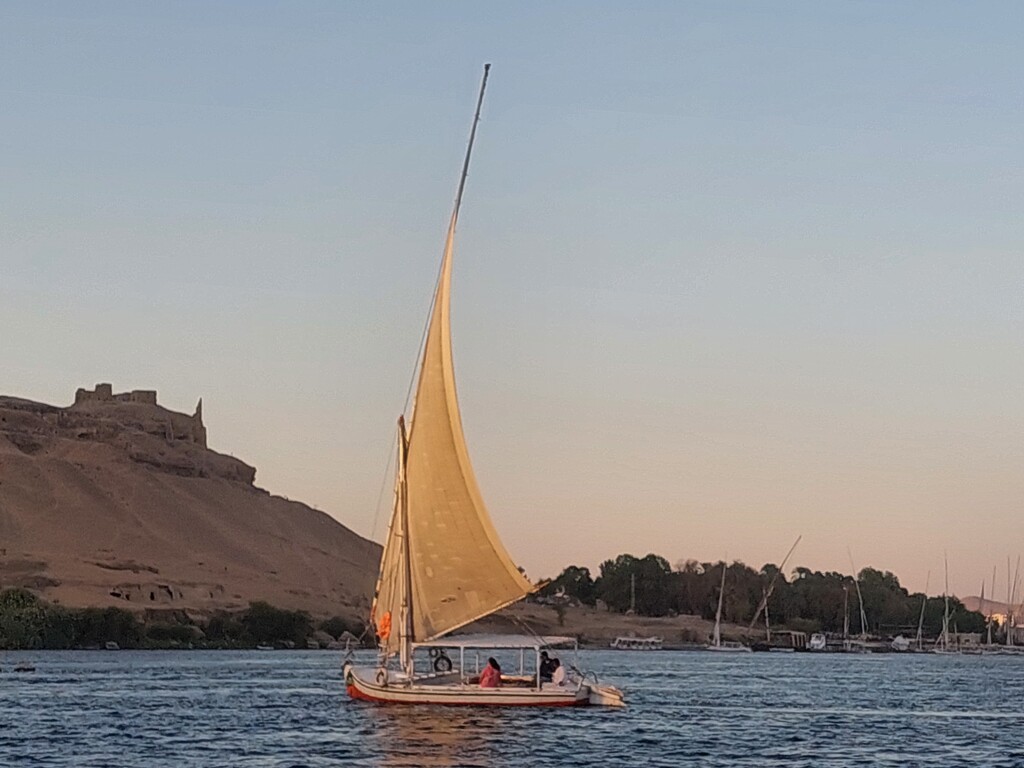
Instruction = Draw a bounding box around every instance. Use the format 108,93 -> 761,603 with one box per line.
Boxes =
705,644 -> 753,653
344,663 -> 621,707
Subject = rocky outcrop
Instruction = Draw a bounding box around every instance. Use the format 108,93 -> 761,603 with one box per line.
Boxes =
71,383 -> 209,449
1,387 -> 250,483
0,386 -> 380,618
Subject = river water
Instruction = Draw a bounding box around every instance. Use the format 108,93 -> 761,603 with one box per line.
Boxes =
2,649 -> 1022,767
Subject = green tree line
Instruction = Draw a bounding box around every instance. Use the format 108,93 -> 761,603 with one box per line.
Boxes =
541,554 -> 987,637
0,589 -> 365,650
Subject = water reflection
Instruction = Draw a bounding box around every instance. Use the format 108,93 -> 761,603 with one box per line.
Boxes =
371,707 -> 506,767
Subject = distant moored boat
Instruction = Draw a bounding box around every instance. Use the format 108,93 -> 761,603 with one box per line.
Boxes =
610,636 -> 663,650
705,560 -> 752,653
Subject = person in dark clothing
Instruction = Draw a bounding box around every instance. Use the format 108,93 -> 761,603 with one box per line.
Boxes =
539,651 -> 555,683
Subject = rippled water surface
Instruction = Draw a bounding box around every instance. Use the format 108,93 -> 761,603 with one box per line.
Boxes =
3,650 -> 1024,767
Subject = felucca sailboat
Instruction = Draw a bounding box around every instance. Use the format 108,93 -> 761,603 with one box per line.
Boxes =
343,65 -> 623,708
706,561 -> 751,652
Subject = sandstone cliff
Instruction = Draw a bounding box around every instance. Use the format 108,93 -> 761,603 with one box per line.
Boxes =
0,385 -> 380,619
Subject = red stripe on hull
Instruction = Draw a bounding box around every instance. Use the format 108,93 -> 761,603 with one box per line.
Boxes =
346,684 -> 588,707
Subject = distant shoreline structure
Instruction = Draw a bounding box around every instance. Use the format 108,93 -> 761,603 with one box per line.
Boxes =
610,636 -> 663,650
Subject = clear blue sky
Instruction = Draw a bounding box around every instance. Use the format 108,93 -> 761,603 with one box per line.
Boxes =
3,2 -> 1022,598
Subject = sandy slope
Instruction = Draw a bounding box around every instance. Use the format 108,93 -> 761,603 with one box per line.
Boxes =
0,392 -> 380,619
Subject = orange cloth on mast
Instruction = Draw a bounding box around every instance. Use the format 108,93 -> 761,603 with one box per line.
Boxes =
377,611 -> 392,641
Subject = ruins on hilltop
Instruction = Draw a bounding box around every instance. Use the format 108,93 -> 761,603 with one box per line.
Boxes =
73,382 -> 207,448
74,382 -> 157,406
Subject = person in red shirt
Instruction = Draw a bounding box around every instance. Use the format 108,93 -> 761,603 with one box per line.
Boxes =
478,657 -> 502,688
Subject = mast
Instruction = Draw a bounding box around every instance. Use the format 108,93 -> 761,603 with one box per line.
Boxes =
406,63 -> 490,432
1012,555 -> 1021,645
989,566 -> 996,646
980,578 -> 988,647
1007,556 -> 1013,648
855,581 -> 868,639
842,585 -> 849,642
848,548 -> 869,639
397,416 -> 413,673
916,571 -> 930,652
748,535 -> 802,630
454,64 -> 489,226
713,561 -> 726,647
942,552 -> 950,651
629,573 -> 636,614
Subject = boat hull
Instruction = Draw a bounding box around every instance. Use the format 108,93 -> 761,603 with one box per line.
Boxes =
344,664 -> 593,707
705,644 -> 753,653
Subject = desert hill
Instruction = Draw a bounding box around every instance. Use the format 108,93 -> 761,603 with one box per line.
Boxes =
961,596 -> 1011,617
0,384 -> 380,619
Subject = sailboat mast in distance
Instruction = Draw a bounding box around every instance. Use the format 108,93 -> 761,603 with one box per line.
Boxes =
842,585 -> 849,640
1008,556 -> 1013,648
916,571 -> 930,651
748,535 -> 801,630
942,552 -> 951,651
989,565 -> 997,646
1012,555 -> 1022,643
713,561 -> 727,647
848,548 -> 869,639
980,578 -> 989,648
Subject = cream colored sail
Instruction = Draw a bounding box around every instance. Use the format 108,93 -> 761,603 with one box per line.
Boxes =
403,213 -> 534,644
371,64 -> 533,658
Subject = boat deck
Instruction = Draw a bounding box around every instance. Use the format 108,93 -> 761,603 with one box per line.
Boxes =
393,672 -> 542,689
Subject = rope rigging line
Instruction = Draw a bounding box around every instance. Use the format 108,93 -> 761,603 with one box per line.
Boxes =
368,437 -> 396,542
371,71 -> 489,541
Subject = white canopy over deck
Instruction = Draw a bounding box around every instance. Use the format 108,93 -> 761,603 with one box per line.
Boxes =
412,633 -> 576,650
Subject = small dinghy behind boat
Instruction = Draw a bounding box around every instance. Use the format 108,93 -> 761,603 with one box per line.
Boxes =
343,65 -> 623,709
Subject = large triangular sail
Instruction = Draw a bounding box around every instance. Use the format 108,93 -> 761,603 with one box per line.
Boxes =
371,65 -> 534,660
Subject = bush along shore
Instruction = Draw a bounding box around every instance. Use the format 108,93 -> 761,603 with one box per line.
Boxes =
0,588 -> 367,650
540,554 -> 988,638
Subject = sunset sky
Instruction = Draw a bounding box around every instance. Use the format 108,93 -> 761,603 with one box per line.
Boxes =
3,2 -> 1022,599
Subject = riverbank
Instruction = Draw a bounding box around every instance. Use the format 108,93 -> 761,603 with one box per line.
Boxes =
0,588 -> 364,650
471,602 -> 754,649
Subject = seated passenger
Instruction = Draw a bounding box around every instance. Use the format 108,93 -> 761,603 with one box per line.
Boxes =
539,651 -> 555,683
479,657 -> 502,688
551,658 -> 568,687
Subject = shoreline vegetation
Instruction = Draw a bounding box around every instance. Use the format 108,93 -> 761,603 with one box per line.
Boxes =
2,552 -> 992,651
0,588 -> 365,651
536,553 -> 988,641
